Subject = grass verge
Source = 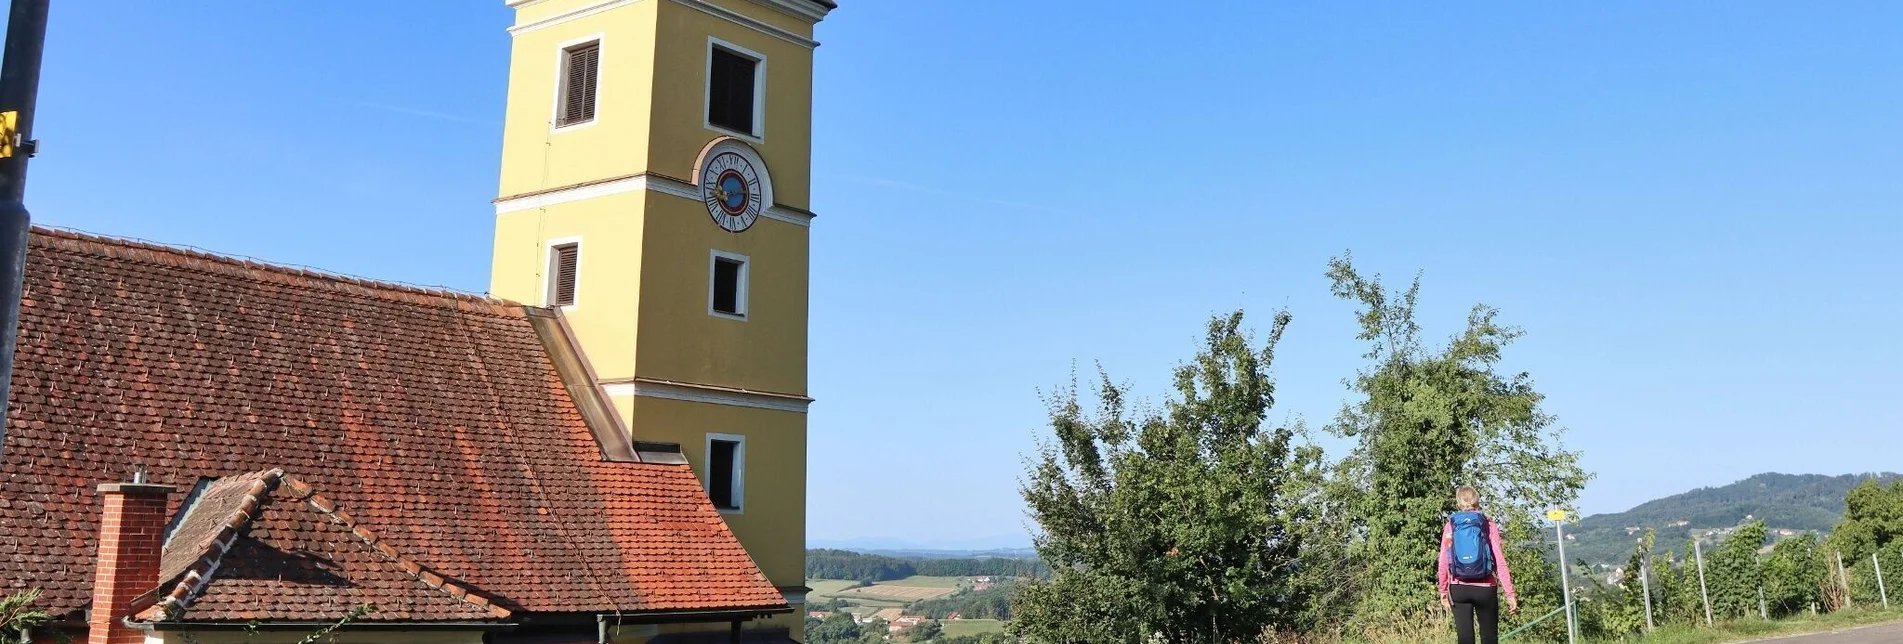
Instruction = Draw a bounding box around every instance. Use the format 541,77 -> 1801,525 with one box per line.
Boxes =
1581,608 -> 1903,643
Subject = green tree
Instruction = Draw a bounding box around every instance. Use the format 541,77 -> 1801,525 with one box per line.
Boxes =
1013,310 -> 1308,643
915,583 -> 1015,620
1649,550 -> 1686,626
912,619 -> 944,641
1703,521 -> 1765,619
1282,439 -> 1364,630
1827,479 -> 1903,560
1825,479 -> 1903,606
806,612 -> 864,644
1762,533 -> 1826,616
1322,255 -> 1589,625
1598,529 -> 1657,637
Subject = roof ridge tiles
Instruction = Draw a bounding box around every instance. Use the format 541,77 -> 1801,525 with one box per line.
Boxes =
29,226 -> 527,315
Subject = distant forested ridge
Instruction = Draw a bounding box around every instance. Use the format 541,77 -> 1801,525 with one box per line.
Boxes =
805,549 -> 914,581
805,548 -> 1048,581
1569,472 -> 1899,567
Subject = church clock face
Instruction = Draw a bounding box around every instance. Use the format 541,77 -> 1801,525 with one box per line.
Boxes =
700,150 -> 764,233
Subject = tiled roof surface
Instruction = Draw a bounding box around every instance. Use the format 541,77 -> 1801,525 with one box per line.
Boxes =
0,228 -> 786,620
142,469 -> 505,623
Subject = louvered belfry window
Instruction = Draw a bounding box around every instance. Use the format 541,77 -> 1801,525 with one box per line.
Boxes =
557,43 -> 600,127
549,243 -> 579,306
707,46 -> 758,135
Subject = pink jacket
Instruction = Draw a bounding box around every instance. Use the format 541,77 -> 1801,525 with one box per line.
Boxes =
1438,515 -> 1516,604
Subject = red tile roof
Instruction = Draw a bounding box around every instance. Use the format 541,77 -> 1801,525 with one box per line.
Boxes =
141,469 -> 505,623
0,228 -> 787,622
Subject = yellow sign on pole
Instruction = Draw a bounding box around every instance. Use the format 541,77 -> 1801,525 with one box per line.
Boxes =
0,111 -> 15,159
1546,508 -> 1568,522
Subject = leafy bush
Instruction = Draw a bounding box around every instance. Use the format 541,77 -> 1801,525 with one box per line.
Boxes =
0,590 -> 50,644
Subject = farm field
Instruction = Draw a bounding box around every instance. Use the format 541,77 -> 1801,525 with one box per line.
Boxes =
839,599 -> 906,615
836,583 -> 957,601
809,575 -> 966,602
806,579 -> 859,597
880,575 -> 965,588
942,619 -> 1007,637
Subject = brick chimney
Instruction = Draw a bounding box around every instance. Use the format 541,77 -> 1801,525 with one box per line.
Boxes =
89,473 -> 175,644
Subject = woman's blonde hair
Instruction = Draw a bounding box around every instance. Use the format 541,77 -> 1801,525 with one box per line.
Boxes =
1455,486 -> 1481,511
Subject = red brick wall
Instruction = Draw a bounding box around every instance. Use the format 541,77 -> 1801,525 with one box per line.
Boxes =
89,484 -> 174,644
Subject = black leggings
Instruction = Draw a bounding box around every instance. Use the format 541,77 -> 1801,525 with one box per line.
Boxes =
1451,584 -> 1499,644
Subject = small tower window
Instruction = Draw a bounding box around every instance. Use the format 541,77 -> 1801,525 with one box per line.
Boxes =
548,242 -> 580,307
706,434 -> 745,512
709,250 -> 748,319
556,41 -> 600,128
707,42 -> 762,137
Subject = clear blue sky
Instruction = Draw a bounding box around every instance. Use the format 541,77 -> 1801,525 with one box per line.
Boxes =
18,2 -> 1902,549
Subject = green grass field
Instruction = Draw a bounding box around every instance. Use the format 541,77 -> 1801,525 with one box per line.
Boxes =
941,619 -> 1007,637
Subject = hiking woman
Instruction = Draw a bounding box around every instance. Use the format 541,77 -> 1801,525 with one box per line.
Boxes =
1439,486 -> 1518,644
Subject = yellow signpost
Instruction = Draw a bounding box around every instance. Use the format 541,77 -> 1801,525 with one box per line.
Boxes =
0,111 -> 15,159
1549,507 -> 1577,644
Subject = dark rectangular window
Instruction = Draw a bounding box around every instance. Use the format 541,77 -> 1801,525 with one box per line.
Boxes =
709,439 -> 739,510
712,256 -> 743,316
557,43 -> 600,127
708,46 -> 758,135
549,243 -> 579,306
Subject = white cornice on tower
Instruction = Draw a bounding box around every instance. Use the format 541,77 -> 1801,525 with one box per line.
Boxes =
506,0 -> 830,24
506,0 -> 822,49
747,0 -> 831,22
493,172 -> 816,227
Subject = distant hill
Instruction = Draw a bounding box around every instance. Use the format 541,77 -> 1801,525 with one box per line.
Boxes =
808,534 -> 1032,552
1569,472 -> 1899,568
858,547 -> 1039,560
807,548 -> 1047,582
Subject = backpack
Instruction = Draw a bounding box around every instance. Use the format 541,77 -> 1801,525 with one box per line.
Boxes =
1448,511 -> 1494,582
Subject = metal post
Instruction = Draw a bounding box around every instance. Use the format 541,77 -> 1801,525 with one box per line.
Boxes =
1877,552 -> 1890,610
1640,557 -> 1655,631
1694,539 -> 1713,626
1501,604 -> 1571,642
1838,551 -> 1852,609
0,0 -> 51,461
1556,517 -> 1577,644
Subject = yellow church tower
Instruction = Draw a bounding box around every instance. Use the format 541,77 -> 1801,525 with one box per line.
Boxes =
488,0 -> 832,638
